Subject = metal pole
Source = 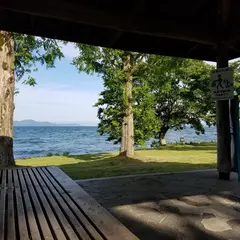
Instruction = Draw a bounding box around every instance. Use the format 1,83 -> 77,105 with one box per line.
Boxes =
216,43 -> 231,180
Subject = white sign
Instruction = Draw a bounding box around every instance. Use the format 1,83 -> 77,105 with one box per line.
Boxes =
211,67 -> 234,100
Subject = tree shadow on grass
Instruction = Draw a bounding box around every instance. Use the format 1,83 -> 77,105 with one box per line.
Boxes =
59,153 -> 217,180
144,145 -> 217,151
70,152 -> 115,161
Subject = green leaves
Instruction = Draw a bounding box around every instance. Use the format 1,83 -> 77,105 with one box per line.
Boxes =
73,45 -> 157,146
73,43 -> 219,147
148,57 -> 215,141
14,33 -> 64,85
23,76 -> 37,86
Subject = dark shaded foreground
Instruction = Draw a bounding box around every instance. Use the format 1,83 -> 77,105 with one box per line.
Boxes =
79,170 -> 240,239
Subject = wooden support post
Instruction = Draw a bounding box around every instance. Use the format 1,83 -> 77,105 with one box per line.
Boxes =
216,43 -> 232,180
230,95 -> 240,176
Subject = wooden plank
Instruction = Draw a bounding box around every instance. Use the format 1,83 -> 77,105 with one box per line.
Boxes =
0,170 -> 7,240
31,168 -> 79,240
41,167 -> 104,240
7,170 -> 16,240
27,168 -> 67,240
46,166 -> 138,240
13,169 -> 29,240
0,0 -> 214,45
18,169 -> 41,240
22,168 -> 54,239
36,168 -> 91,240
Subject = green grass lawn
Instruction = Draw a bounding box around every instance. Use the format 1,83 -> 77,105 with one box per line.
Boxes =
16,143 -> 217,180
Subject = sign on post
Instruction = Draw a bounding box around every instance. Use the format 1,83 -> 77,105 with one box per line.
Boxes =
211,67 -> 234,100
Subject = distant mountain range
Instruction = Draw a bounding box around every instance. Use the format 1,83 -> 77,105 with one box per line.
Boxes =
14,120 -> 81,127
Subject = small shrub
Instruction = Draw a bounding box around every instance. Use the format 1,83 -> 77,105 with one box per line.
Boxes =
151,141 -> 160,148
63,152 -> 70,156
46,153 -> 53,157
188,141 -> 197,145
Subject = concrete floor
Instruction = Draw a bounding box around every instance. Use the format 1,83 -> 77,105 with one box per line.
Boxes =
78,170 -> 240,240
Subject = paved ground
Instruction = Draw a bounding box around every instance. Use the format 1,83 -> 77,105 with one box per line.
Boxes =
78,170 -> 240,240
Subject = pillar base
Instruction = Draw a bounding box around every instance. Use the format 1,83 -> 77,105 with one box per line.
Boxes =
218,172 -> 230,180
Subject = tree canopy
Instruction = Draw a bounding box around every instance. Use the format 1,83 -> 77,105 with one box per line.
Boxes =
73,44 -> 219,149
147,57 -> 215,145
14,33 -> 64,85
73,45 -> 158,154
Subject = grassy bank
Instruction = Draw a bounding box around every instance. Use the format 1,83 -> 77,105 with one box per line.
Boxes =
16,143 -> 217,180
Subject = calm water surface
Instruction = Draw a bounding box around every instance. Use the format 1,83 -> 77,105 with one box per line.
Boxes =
14,126 -> 217,159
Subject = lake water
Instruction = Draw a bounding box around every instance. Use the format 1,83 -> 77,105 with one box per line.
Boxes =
14,126 -> 217,159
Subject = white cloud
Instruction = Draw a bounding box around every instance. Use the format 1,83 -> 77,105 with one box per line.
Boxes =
14,84 -> 99,124
60,42 -> 79,60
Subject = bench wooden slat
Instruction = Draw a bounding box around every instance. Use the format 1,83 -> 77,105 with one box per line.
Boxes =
27,168 -> 68,240
0,167 -> 137,240
37,168 -> 92,240
47,166 -> 137,240
18,169 -> 42,240
13,169 -> 29,240
31,168 -> 79,240
22,168 -> 54,239
0,170 -> 7,240
7,170 -> 16,240
41,167 -> 104,240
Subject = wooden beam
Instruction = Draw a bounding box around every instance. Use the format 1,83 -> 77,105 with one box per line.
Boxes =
107,30 -> 123,47
225,23 -> 240,45
0,10 -> 225,61
134,0 -> 146,13
0,0 -> 216,45
221,0 -> 231,26
216,43 -> 231,180
216,0 -> 232,180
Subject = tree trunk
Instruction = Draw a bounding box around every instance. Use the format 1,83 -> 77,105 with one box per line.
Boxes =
120,54 -> 134,156
120,117 -> 127,154
158,126 -> 169,146
159,132 -> 167,146
0,31 -> 15,167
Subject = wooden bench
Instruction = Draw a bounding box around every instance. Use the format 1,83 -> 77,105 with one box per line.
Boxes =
0,166 -> 137,240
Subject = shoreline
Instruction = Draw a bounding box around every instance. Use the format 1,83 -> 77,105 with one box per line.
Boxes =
16,144 -> 217,180
15,141 -> 217,160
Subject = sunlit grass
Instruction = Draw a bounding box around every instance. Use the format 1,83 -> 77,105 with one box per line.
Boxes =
16,143 -> 217,180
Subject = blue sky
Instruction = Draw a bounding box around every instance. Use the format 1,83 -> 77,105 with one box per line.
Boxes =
14,43 -> 103,125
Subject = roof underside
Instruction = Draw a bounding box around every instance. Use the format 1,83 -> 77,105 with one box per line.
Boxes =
1,0 -> 240,61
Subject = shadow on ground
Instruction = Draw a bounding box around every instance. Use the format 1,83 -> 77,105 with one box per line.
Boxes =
144,144 -> 217,151
114,211 -> 228,240
58,153 -> 216,179
79,171 -> 240,240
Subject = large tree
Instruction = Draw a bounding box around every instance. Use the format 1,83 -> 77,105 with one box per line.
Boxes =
73,45 -> 156,156
0,31 -> 64,166
146,57 -> 215,145
93,54 -> 158,148
150,59 -> 240,146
